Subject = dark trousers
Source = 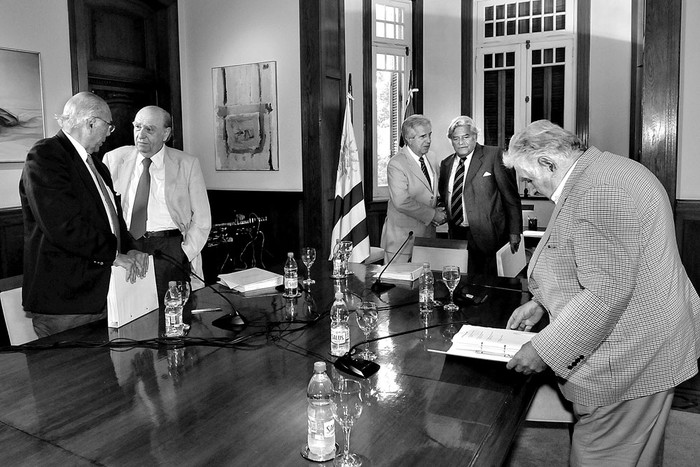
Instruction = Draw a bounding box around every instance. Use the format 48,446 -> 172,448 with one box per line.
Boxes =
132,233 -> 190,309
449,225 -> 498,276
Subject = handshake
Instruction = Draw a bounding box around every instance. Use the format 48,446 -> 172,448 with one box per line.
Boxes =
431,206 -> 448,227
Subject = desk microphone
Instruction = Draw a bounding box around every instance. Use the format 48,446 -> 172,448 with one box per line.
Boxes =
153,249 -> 246,328
371,231 -> 413,294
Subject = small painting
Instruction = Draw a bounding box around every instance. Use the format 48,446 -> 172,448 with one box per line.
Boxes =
212,61 -> 278,171
0,48 -> 44,163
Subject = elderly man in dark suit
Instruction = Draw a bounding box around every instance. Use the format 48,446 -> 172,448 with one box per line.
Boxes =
505,120 -> 700,465
438,116 -> 522,275
20,92 -> 147,338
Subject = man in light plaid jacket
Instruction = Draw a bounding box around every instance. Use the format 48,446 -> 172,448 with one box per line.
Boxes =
503,120 -> 700,466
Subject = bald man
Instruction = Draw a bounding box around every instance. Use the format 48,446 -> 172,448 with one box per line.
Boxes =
20,92 -> 147,337
104,106 -> 211,306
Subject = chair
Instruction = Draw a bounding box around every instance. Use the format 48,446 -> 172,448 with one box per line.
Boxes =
411,237 -> 469,271
0,275 -> 38,345
363,246 -> 385,265
525,377 -> 575,424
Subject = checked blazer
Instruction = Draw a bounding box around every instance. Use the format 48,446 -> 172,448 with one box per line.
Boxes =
528,147 -> 700,407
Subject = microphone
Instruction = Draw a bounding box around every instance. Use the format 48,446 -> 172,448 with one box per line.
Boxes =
153,249 -> 246,328
371,231 -> 413,294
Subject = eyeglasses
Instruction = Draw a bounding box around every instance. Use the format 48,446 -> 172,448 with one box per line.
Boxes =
92,116 -> 116,134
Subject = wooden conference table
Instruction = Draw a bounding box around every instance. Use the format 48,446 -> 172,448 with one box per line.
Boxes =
0,263 -> 538,466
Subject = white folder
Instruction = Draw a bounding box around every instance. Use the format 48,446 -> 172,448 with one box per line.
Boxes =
107,255 -> 158,328
496,235 -> 527,278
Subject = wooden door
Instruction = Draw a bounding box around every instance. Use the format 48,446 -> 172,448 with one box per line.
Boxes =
68,0 -> 182,158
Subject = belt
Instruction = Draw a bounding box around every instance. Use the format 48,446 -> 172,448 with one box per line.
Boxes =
142,229 -> 181,238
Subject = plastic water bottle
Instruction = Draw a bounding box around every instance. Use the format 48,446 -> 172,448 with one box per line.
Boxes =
330,292 -> 350,356
284,252 -> 298,297
306,361 -> 336,460
419,262 -> 434,311
164,281 -> 183,336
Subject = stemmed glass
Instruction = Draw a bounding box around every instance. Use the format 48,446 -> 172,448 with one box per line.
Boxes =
442,265 -> 461,313
301,247 -> 316,285
355,302 -> 379,361
331,379 -> 364,467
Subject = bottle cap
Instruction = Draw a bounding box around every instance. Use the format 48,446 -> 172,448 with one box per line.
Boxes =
334,292 -> 343,300
168,280 -> 177,287
287,252 -> 293,257
423,262 -> 430,268
314,361 -> 326,373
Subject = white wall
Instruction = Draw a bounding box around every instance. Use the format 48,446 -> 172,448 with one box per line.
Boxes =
678,0 -> 700,200
423,0 -> 463,160
588,0 -> 631,156
0,0 -> 72,208
178,0 -> 302,192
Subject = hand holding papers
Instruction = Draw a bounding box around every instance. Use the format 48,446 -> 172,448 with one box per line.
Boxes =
430,325 -> 535,362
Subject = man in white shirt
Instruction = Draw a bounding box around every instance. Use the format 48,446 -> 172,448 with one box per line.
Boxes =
380,114 -> 446,263
104,106 -> 211,306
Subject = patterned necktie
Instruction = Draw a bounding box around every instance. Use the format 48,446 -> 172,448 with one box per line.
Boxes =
86,154 -> 121,251
419,156 -> 432,189
451,157 -> 467,226
130,158 -> 152,240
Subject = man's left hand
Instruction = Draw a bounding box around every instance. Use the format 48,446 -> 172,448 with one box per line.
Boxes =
509,233 -> 521,253
127,250 -> 149,278
506,341 -> 547,374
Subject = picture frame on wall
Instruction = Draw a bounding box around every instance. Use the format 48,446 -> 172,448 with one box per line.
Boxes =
0,47 -> 44,163
212,61 -> 279,171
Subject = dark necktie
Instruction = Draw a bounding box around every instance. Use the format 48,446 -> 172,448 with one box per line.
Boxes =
86,154 -> 121,251
451,157 -> 467,226
130,158 -> 152,240
419,156 -> 432,189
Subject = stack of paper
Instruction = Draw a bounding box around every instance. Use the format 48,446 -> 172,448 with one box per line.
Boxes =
107,256 -> 158,328
218,268 -> 283,292
376,263 -> 424,282
442,325 -> 535,362
496,234 -> 527,277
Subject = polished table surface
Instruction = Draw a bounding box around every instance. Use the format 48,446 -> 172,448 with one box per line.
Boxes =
0,263 -> 537,466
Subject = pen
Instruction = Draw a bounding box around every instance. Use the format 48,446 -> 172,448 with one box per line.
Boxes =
191,307 -> 223,314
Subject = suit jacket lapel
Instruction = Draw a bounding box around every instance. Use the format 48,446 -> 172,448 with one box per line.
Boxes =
527,150 -> 596,277
465,144 -> 483,186
163,147 -> 177,213
401,148 -> 432,191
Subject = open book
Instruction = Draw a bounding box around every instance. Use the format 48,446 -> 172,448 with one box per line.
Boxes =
430,325 -> 535,362
218,267 -> 283,292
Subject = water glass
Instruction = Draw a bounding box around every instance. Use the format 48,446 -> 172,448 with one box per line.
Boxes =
355,302 -> 379,361
301,247 -> 316,285
331,379 -> 363,467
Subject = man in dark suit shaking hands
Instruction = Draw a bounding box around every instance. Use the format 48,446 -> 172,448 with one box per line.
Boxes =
20,92 -> 148,338
438,116 -> 522,275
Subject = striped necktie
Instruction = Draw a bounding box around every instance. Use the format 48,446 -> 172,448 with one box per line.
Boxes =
130,157 -> 152,240
419,156 -> 432,189
450,157 -> 467,226
86,154 -> 121,251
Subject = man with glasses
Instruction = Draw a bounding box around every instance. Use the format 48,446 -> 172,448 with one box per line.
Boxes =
104,106 -> 211,306
380,114 -> 446,264
438,116 -> 522,275
20,92 -> 148,337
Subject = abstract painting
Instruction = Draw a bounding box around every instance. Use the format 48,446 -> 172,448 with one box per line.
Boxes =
212,61 -> 279,171
0,48 -> 44,163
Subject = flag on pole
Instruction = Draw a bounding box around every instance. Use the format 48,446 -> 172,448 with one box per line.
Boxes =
330,93 -> 370,263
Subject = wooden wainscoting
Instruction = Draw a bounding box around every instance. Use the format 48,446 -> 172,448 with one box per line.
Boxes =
676,200 -> 700,291
0,208 -> 23,280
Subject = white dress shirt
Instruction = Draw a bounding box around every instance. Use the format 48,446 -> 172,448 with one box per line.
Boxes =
406,146 -> 434,188
123,146 -> 178,232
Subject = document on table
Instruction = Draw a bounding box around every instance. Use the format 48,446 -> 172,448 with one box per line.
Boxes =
428,324 -> 535,362
218,267 -> 283,292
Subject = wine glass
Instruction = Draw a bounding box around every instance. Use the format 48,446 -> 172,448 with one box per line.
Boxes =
331,379 -> 363,467
441,265 -> 461,313
355,302 -> 379,361
301,247 -> 317,285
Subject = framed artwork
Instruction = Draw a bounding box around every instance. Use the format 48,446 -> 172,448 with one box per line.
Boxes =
0,47 -> 44,163
212,61 -> 279,171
